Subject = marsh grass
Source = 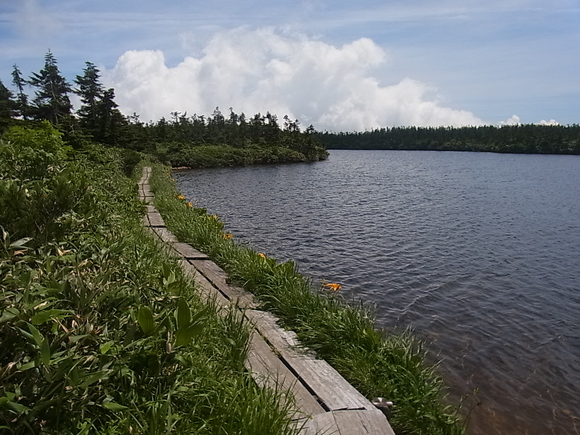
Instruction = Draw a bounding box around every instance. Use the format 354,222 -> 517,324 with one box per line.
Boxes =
150,163 -> 466,435
0,125 -> 300,434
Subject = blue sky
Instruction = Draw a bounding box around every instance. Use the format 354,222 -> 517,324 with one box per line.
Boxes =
1,0 -> 578,130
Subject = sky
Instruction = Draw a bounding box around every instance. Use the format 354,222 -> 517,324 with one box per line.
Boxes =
0,0 -> 579,131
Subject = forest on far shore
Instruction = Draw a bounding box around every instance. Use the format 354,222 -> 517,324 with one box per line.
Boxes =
318,124 -> 580,154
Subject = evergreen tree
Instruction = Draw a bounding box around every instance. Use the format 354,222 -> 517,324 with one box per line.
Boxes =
0,78 -> 16,131
29,51 -> 72,124
11,64 -> 29,119
74,61 -> 104,136
97,88 -> 125,144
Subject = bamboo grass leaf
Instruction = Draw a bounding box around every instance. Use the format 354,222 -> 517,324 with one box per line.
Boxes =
40,337 -> 51,367
31,309 -> 71,325
137,306 -> 155,336
103,401 -> 129,411
176,297 -> 190,330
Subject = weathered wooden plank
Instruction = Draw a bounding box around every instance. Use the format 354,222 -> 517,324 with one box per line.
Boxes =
171,242 -> 209,260
151,226 -> 178,243
247,331 -> 326,419
300,409 -> 394,435
146,205 -> 156,213
299,411 -> 339,435
147,212 -> 165,227
333,410 -> 394,435
189,259 -> 257,308
142,184 -> 152,196
245,310 -> 375,412
177,259 -> 230,307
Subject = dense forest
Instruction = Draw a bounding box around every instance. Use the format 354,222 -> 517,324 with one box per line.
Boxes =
318,124 -> 580,154
0,51 -> 329,167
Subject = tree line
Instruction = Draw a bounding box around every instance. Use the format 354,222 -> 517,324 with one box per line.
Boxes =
317,124 -> 580,154
0,51 -> 329,164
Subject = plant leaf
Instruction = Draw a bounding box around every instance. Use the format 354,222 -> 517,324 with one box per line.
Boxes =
0,308 -> 20,325
176,298 -> 190,330
31,309 -> 71,325
137,306 -> 155,336
40,337 -> 51,367
103,401 -> 129,411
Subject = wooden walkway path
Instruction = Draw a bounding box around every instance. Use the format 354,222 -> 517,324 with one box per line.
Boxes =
138,167 -> 396,435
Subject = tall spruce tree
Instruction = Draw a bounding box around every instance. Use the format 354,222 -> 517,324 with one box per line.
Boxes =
74,61 -> 104,136
11,64 -> 29,120
29,51 -> 72,124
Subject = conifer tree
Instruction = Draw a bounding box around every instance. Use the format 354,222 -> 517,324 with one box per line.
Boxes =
74,61 -> 104,136
29,51 -> 72,124
11,64 -> 29,120
0,79 -> 16,131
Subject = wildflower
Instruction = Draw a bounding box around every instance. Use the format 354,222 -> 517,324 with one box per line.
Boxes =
323,283 -> 342,292
210,214 -> 218,219
186,202 -> 193,207
258,253 -> 266,259
223,233 -> 233,240
177,195 -> 186,200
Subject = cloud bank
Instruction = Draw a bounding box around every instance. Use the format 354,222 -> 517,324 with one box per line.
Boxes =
104,27 -> 483,131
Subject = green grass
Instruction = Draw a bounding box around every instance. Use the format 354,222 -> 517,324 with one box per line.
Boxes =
150,162 -> 467,435
0,124 -> 301,434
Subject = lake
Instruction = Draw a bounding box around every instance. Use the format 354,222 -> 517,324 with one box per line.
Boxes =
174,150 -> 580,435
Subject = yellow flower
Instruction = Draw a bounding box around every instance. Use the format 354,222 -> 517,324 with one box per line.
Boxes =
186,202 -> 193,207
177,195 -> 186,200
323,283 -> 342,292
210,214 -> 218,219
223,233 -> 233,240
258,253 -> 266,259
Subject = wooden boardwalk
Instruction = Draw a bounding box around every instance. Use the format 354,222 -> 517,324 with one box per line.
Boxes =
138,167 -> 396,435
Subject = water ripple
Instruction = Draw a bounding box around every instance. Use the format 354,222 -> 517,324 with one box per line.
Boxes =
176,150 -> 580,435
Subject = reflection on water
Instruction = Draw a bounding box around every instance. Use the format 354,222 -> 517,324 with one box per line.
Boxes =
175,150 -> 580,435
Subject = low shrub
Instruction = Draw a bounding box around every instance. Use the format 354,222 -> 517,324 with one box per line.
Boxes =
0,125 -> 300,434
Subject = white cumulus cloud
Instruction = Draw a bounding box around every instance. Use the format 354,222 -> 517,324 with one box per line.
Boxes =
500,114 -> 521,126
104,27 -> 484,131
537,119 -> 559,126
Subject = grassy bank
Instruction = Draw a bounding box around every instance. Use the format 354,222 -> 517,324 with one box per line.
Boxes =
149,165 -> 466,435
0,123 -> 299,434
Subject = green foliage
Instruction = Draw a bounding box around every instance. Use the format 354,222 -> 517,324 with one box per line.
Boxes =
0,79 -> 16,131
0,129 -> 300,434
1,122 -> 69,180
150,164 -> 466,435
28,51 -> 73,125
319,124 -> 580,155
158,143 -> 310,168
144,109 -> 329,166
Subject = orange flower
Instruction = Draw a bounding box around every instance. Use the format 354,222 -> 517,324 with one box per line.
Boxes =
323,283 -> 342,292
186,202 -> 193,207
258,253 -> 266,258
177,195 -> 186,200
223,233 -> 233,240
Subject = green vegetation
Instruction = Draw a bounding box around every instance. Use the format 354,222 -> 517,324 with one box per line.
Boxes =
149,166 -> 466,435
1,50 -> 473,435
0,124 -> 300,434
318,124 -> 580,154
0,52 -> 329,166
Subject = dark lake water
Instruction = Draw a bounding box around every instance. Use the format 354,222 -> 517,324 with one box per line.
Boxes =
174,150 -> 580,435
